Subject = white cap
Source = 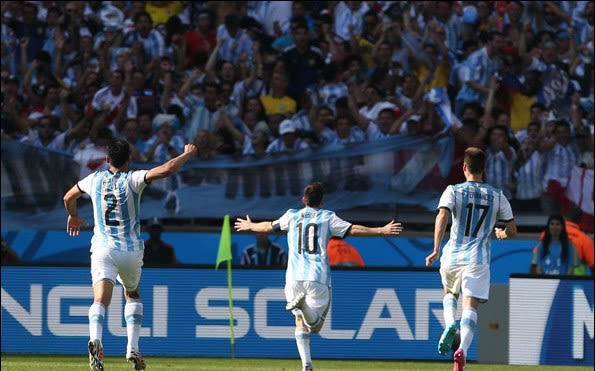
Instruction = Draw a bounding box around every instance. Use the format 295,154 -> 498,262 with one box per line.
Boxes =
279,119 -> 296,135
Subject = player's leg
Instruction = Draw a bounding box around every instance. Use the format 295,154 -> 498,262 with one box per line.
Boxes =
118,250 -> 146,370
300,282 -> 330,332
89,249 -> 117,371
438,265 -> 461,355
286,282 -> 313,371
454,265 -> 489,371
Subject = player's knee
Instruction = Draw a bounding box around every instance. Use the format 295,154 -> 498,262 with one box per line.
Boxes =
309,320 -> 325,333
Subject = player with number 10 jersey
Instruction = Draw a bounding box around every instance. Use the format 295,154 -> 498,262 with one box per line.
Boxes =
273,208 -> 351,286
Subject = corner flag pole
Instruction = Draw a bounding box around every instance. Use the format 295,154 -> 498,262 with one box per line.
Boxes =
216,214 -> 235,358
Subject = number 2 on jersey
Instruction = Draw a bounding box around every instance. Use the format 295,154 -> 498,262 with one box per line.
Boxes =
104,193 -> 120,226
297,222 -> 319,254
464,203 -> 489,237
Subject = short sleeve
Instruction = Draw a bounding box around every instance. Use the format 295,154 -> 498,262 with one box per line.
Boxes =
497,192 -> 514,222
130,170 -> 150,193
272,210 -> 292,232
328,212 -> 352,238
77,172 -> 96,194
437,185 -> 455,212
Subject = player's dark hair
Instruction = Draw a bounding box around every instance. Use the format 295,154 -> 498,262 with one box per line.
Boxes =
541,214 -> 569,262
108,138 -> 131,168
303,182 -> 324,207
464,147 -> 486,175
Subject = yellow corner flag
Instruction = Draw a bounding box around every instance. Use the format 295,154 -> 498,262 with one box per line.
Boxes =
216,214 -> 232,269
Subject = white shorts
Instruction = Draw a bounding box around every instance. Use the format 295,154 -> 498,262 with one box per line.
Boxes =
440,264 -> 490,303
285,281 -> 331,322
91,248 -> 144,291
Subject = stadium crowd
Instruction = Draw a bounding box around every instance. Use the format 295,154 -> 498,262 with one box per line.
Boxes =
1,1 -> 593,218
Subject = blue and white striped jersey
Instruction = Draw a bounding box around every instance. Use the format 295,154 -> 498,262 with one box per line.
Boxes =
77,169 -> 149,252
485,147 -> 516,199
438,181 -> 514,266
543,142 -> 578,188
514,151 -> 543,200
272,207 -> 352,285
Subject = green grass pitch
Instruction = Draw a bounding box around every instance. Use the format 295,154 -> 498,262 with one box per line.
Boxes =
1,355 -> 592,371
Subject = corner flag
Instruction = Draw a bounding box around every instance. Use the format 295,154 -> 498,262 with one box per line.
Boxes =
216,214 -> 232,269
215,214 -> 236,357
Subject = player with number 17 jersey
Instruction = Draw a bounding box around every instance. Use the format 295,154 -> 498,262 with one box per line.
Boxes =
438,181 -> 514,266
77,169 -> 149,252
272,207 -> 352,286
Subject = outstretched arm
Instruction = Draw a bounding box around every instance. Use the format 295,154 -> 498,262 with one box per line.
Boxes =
426,207 -> 449,266
146,144 -> 198,182
234,215 -> 273,233
348,220 -> 403,236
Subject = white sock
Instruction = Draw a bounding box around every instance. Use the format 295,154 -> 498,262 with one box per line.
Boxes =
88,303 -> 106,341
443,293 -> 457,326
301,304 -> 320,328
459,308 -> 477,355
125,300 -> 143,354
295,327 -> 312,367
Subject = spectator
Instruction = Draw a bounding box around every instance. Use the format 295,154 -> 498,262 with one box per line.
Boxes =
1,239 -> 19,264
121,118 -> 147,162
266,119 -> 309,153
144,114 -> 185,213
215,14 -> 252,65
73,127 -> 113,179
123,11 -> 166,66
531,214 -> 579,275
91,70 -> 138,133
540,120 -> 579,215
455,31 -> 505,116
143,219 -> 177,266
279,21 -> 325,101
20,114 -> 61,150
327,237 -> 365,267
181,15 -> 212,69
240,232 -> 287,266
485,124 -> 516,199
513,136 -> 543,211
179,79 -> 222,142
260,69 -> 296,116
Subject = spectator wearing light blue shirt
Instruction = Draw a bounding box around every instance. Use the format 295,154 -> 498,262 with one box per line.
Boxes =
266,119 -> 310,153
216,14 -> 253,65
123,11 -> 166,65
455,31 -> 505,117
334,1 -> 369,42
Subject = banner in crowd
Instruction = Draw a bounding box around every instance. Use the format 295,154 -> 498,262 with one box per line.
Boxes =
1,266 -> 474,360
1,136 -> 454,230
566,165 -> 594,216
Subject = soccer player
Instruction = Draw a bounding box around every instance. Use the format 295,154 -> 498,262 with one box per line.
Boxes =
425,147 -> 517,371
234,182 -> 403,371
63,139 -> 197,371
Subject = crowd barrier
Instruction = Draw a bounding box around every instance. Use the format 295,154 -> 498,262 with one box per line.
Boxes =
1,136 -> 453,230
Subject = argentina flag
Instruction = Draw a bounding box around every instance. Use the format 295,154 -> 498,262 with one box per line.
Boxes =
424,87 -> 462,133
